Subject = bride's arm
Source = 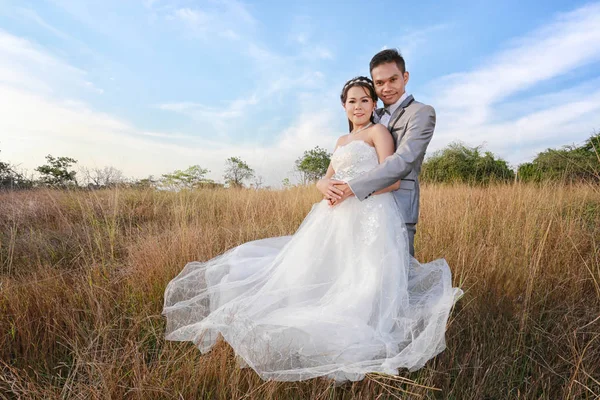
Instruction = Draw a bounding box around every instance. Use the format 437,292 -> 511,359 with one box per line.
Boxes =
316,137 -> 344,200
370,125 -> 401,195
322,159 -> 336,180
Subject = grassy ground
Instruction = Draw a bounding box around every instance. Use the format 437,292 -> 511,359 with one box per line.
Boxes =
0,183 -> 599,399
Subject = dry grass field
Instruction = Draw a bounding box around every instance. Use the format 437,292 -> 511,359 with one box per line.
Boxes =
0,183 -> 599,399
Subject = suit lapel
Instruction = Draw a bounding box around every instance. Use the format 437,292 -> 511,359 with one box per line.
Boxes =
387,95 -> 414,141
387,95 -> 414,131
373,110 -> 382,124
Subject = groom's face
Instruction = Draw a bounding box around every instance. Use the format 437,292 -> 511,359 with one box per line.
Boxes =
371,62 -> 409,106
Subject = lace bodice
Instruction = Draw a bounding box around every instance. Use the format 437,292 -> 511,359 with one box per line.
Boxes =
331,140 -> 379,182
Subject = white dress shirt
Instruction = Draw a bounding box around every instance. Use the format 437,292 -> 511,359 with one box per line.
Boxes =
379,92 -> 410,128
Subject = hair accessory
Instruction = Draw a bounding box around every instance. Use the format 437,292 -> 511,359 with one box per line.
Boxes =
342,77 -> 374,92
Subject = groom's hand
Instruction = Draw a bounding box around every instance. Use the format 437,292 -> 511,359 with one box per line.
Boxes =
316,178 -> 345,201
329,183 -> 354,206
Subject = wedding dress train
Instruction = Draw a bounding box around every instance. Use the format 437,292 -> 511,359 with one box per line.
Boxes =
163,140 -> 463,382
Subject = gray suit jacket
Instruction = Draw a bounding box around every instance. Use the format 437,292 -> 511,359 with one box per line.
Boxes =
347,95 -> 436,224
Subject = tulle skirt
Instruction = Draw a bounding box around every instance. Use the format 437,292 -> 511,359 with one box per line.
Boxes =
163,193 -> 463,382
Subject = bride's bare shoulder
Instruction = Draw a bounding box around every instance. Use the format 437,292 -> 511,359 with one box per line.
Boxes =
335,134 -> 351,148
371,123 -> 389,134
369,124 -> 391,140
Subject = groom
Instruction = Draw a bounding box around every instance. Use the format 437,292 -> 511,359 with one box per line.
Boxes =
319,49 -> 436,257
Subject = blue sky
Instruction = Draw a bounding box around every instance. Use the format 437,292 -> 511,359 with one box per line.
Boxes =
1,0 -> 599,186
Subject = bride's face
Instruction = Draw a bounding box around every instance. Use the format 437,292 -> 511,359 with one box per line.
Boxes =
343,86 -> 375,127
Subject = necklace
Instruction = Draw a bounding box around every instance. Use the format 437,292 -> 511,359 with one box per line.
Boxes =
351,122 -> 373,135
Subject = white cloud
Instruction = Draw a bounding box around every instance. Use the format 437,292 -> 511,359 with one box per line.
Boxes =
156,15 -> 333,139
286,15 -> 334,61
291,33 -> 307,45
427,3 -> 600,165
156,3 -> 334,141
43,0 -> 109,35
143,0 -> 161,9
14,7 -> 73,41
0,30 -> 341,187
396,24 -> 451,62
168,0 -> 256,41
311,46 -> 334,61
0,29 -> 102,95
1,82 -> 341,186
8,1 -> 599,188
158,94 -> 258,120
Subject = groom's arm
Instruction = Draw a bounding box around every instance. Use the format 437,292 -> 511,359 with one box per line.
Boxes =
347,105 -> 436,201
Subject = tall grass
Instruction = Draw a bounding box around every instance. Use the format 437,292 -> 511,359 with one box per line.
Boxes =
0,183 -> 599,399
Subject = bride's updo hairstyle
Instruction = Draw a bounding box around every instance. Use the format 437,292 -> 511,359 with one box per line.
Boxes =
340,76 -> 378,132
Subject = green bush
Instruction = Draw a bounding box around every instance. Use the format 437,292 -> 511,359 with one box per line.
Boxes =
421,142 -> 514,185
517,133 -> 600,183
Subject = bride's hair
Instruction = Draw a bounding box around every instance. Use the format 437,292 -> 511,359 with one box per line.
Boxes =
340,76 -> 377,132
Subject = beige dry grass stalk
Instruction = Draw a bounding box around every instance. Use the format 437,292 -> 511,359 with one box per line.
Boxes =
0,183 -> 599,399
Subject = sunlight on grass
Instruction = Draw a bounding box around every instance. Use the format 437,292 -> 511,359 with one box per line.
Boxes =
1,183 -> 599,399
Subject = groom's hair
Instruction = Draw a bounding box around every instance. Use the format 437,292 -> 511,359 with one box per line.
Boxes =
369,49 -> 406,74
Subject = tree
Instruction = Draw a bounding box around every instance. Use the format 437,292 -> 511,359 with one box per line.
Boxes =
517,133 -> 600,183
0,151 -> 30,190
161,165 -> 212,190
35,155 -> 78,187
582,132 -> 600,153
295,146 -> 331,184
421,142 -> 514,185
130,175 -> 157,189
251,175 -> 264,189
282,177 -> 292,189
224,157 -> 254,187
0,153 -> 14,188
80,166 -> 125,188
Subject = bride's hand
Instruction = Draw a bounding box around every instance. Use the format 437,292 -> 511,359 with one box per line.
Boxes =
316,178 -> 345,200
329,183 -> 354,207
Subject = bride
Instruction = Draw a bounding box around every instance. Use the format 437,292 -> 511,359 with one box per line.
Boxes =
162,76 -> 463,382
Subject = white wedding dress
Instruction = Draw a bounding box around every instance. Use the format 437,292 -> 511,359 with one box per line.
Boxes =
163,140 -> 463,382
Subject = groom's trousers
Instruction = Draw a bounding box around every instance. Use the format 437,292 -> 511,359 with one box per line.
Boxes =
406,223 -> 416,257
